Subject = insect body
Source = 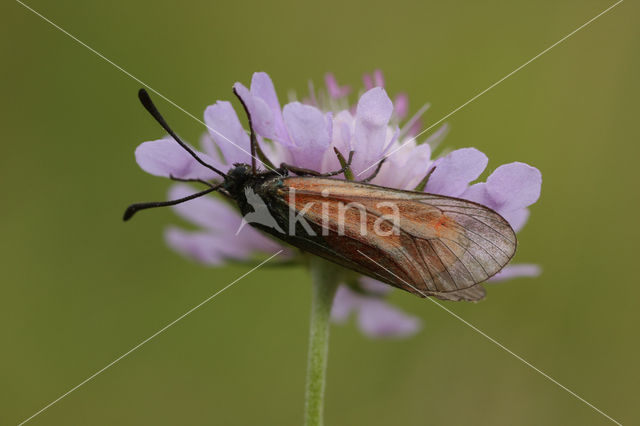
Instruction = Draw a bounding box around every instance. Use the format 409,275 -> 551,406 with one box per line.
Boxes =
125,89 -> 516,301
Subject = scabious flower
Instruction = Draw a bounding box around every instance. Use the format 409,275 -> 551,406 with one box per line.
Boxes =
134,71 -> 542,338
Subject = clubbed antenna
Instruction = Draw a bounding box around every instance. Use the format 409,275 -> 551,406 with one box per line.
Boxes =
138,89 -> 226,178
232,87 -> 259,174
123,185 -> 220,221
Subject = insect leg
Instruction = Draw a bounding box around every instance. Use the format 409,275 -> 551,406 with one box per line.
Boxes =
413,166 -> 437,192
279,163 -> 322,176
169,175 -> 219,189
168,175 -> 232,198
360,157 -> 386,183
321,149 -> 355,177
280,149 -> 354,177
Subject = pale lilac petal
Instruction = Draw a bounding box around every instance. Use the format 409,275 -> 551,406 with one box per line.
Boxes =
461,182 -> 492,205
233,224 -> 286,254
169,184 -> 285,256
325,73 -> 351,99
363,74 -> 373,90
320,110 -> 354,174
393,93 -> 409,120
380,125 -> 401,157
373,70 -> 385,87
169,184 -> 242,232
283,102 -> 332,169
375,140 -> 431,189
331,285 -> 360,323
396,143 -> 432,190
165,228 -> 223,264
250,72 -> 282,113
199,133 -> 228,169
359,277 -> 392,295
135,139 -> 219,180
462,185 -> 531,232
204,101 -> 251,165
352,88 -> 394,169
357,299 -> 421,338
488,264 -> 541,282
165,228 -> 252,265
405,118 -> 423,138
256,134 -> 289,169
486,162 -> 542,212
423,123 -> 450,149
426,148 -> 488,197
232,82 -> 279,142
249,72 -> 291,145
502,208 -> 530,232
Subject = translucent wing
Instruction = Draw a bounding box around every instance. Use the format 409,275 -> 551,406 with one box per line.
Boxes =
272,177 -> 517,301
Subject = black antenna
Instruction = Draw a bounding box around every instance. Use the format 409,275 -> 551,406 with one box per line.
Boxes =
138,89 -> 226,178
123,185 -> 220,221
233,87 -> 258,175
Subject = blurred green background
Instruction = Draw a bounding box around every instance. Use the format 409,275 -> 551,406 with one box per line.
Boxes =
2,0 -> 638,424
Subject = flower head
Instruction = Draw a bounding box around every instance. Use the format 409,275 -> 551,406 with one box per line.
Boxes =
134,70 -> 542,338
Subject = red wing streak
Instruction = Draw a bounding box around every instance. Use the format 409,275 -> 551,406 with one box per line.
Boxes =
278,177 -> 517,301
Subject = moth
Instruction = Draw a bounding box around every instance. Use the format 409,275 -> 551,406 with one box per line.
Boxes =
125,89 -> 516,302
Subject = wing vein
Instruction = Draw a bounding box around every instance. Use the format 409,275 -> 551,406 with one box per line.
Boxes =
427,239 -> 457,290
411,235 -> 438,291
454,212 -> 515,244
444,217 -> 513,259
437,238 -> 477,285
441,236 -> 490,279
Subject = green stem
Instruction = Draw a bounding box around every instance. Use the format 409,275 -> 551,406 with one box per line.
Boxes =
304,258 -> 339,426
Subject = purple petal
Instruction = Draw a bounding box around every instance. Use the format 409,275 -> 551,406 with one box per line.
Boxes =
485,162 -> 542,212
165,228 -> 223,264
359,277 -> 392,295
380,142 -> 432,189
373,70 -> 385,87
426,148 -> 488,197
405,118 -> 423,138
233,217 -> 286,253
283,102 -> 332,170
357,299 -> 421,338
168,184 -> 284,255
352,88 -> 394,169
249,72 -> 291,145
461,182 -> 491,205
362,71 -> 385,90
488,264 -> 541,282
363,73 -> 373,90
422,123 -> 450,148
204,101 -> 251,165
331,285 -> 360,323
462,185 -> 530,231
502,208 -> 530,232
198,133 -> 228,168
325,73 -> 351,99
165,228 -> 253,265
320,110 -> 354,174
135,138 -> 219,180
250,72 -> 282,114
393,93 -> 409,120
232,82 -> 279,142
169,184 -> 242,232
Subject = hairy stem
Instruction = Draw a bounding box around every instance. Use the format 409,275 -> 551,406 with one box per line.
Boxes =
304,258 -> 340,426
